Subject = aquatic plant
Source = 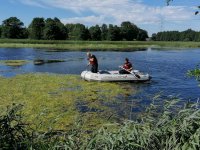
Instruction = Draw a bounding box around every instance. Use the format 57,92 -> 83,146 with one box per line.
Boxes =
0,60 -> 28,66
187,66 -> 200,82
0,74 -> 132,131
33,59 -> 65,65
0,98 -> 199,150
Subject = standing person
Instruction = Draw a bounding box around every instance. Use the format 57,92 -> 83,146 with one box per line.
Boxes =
87,52 -> 98,73
119,58 -> 133,74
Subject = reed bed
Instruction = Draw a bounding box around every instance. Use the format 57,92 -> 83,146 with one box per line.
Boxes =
0,39 -> 200,50
0,96 -> 199,149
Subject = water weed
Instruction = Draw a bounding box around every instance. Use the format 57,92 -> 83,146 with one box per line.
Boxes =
0,73 -> 131,131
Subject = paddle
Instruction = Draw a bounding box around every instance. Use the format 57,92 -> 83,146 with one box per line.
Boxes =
119,66 -> 140,79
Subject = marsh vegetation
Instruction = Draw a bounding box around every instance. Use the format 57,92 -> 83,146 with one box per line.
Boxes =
0,74 -> 133,131
1,39 -> 200,50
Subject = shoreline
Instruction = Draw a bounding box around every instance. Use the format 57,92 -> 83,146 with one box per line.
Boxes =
0,40 -> 200,50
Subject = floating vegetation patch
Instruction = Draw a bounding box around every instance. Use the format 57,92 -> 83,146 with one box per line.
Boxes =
0,60 -> 28,67
33,59 -> 66,65
0,73 -> 134,131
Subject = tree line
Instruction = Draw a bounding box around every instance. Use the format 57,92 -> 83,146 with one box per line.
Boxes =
151,29 -> 200,41
0,17 -> 148,41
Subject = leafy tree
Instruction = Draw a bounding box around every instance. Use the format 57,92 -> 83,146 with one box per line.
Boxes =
66,23 -> 89,40
89,25 -> 101,41
151,29 -> 200,41
65,23 -> 74,39
54,17 -> 68,40
107,24 -> 122,41
1,17 -> 26,39
137,28 -> 148,41
151,33 -> 157,41
101,24 -> 108,40
121,21 -> 139,41
43,17 -> 67,40
28,17 -> 45,40
21,27 -> 29,39
181,29 -> 196,41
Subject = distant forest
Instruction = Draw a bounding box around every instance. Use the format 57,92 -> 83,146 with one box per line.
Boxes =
152,29 -> 200,41
0,17 -> 199,41
0,17 -> 148,41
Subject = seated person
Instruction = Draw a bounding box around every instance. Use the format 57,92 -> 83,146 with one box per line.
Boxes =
119,58 -> 133,74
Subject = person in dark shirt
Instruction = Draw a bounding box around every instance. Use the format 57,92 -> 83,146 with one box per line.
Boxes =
119,58 -> 133,74
87,52 -> 98,73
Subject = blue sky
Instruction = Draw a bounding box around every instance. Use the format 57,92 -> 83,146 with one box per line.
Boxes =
0,0 -> 200,36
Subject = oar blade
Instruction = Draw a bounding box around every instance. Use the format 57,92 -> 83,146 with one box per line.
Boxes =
135,74 -> 140,79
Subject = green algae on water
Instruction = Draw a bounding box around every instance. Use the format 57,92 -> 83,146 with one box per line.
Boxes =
0,73 -> 134,131
0,60 -> 28,67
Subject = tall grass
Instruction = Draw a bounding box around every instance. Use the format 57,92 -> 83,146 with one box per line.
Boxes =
1,98 -> 199,150
0,39 -> 200,50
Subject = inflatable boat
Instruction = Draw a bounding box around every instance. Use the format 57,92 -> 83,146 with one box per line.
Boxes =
81,70 -> 151,82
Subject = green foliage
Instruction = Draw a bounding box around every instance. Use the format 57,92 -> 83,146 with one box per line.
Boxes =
137,28 -> 149,41
152,29 -> 200,41
107,24 -> 122,41
89,25 -> 102,41
0,16 -> 148,41
0,60 -> 28,66
0,104 -> 30,149
1,17 -> 27,39
0,74 -> 131,131
101,24 -> 108,40
121,21 -> 139,41
187,66 -> 200,82
1,39 -> 200,50
1,98 -> 199,149
28,17 -> 45,40
66,23 -> 90,40
84,99 -> 200,150
43,18 -> 67,40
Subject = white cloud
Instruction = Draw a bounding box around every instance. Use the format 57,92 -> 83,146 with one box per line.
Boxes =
16,0 -> 195,26
18,0 -> 48,8
61,15 -> 106,25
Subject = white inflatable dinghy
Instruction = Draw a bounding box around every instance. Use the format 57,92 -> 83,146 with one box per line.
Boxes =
81,70 -> 151,82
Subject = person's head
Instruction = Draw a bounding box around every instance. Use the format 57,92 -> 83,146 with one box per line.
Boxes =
125,58 -> 129,62
87,52 -> 92,57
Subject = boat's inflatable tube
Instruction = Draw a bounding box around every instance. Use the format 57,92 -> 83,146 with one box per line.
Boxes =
81,70 -> 151,82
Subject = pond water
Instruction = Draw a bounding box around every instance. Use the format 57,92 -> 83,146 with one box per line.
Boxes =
0,47 -> 200,119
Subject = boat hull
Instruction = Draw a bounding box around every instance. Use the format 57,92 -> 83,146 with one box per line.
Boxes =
81,70 -> 151,82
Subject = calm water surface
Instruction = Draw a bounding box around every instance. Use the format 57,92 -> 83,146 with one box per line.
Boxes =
0,48 -> 200,118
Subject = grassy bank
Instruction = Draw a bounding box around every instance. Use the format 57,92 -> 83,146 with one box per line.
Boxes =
0,39 -> 200,50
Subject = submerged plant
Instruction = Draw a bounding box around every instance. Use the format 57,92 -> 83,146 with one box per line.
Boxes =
0,74 -> 132,131
187,66 -> 200,81
0,60 -> 28,66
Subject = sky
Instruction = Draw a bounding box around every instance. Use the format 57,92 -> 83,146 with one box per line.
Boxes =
0,0 -> 200,36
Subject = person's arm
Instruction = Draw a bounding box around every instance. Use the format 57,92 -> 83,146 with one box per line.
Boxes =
127,63 -> 133,71
89,57 -> 94,62
88,57 -> 94,65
